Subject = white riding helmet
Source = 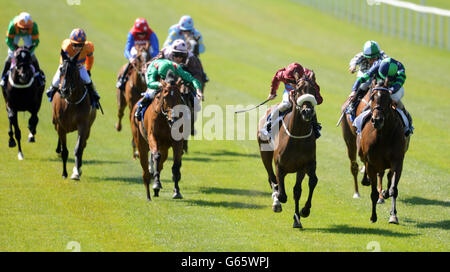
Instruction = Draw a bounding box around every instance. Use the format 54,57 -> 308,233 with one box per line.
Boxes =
171,39 -> 188,53
363,40 -> 381,58
178,15 -> 194,31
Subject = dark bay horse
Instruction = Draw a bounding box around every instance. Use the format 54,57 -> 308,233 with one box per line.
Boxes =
131,70 -> 186,201
1,46 -> 45,160
359,83 -> 407,224
257,75 -> 319,228
116,42 -> 150,159
52,50 -> 96,180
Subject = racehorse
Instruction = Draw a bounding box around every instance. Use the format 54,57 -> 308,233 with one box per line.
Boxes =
358,80 -> 407,224
131,70 -> 186,201
257,74 -> 319,228
115,42 -> 150,159
52,50 -> 96,180
1,46 -> 45,160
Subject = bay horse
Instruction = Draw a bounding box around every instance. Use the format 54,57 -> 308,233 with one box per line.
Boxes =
358,81 -> 407,224
257,74 -> 319,228
52,50 -> 96,180
131,70 -> 186,201
115,42 -> 150,159
1,46 -> 45,160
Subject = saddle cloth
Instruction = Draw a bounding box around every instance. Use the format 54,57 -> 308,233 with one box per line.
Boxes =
352,108 -> 410,135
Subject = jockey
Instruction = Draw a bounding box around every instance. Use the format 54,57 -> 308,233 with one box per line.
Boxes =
260,62 -> 323,139
157,39 -> 205,90
134,58 -> 203,121
350,57 -> 413,136
46,28 -> 100,109
349,40 -> 388,94
1,12 -> 44,87
116,18 -> 159,90
163,15 -> 205,56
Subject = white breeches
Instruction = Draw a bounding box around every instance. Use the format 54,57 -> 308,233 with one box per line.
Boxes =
51,64 -> 91,87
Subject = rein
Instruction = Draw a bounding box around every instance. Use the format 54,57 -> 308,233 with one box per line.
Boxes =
281,117 -> 313,139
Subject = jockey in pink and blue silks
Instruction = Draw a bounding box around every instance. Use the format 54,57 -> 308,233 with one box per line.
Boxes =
116,18 -> 159,90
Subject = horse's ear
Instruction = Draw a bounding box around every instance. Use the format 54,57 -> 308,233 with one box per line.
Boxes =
308,70 -> 315,81
60,49 -> 68,61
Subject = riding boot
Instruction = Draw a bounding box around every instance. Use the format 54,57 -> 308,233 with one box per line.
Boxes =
135,91 -> 156,121
32,57 -> 45,87
404,109 -> 414,137
116,62 -> 131,91
1,57 -> 12,87
46,85 -> 59,102
85,82 -> 101,109
312,114 -> 322,139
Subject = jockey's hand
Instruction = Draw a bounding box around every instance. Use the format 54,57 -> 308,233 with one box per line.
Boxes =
196,89 -> 204,101
129,57 -> 136,64
348,91 -> 357,101
349,66 -> 357,74
267,93 -> 277,101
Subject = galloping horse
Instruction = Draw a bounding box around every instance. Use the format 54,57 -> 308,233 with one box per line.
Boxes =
52,50 -> 96,180
359,81 -> 407,224
115,42 -> 150,159
1,46 -> 45,160
131,70 -> 185,201
257,74 -> 319,228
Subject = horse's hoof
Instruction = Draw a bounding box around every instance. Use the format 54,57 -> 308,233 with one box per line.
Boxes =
115,123 -> 122,131
9,139 -> 16,148
389,216 -> 399,224
377,198 -> 385,204
152,181 -> 162,190
382,190 -> 390,199
361,177 -> 370,186
370,217 -> 377,223
172,192 -> 183,199
293,214 -> 303,229
278,193 -> 287,203
28,133 -> 35,143
300,207 -> 310,218
70,174 -> 80,180
272,203 -> 282,213
353,192 -> 361,199
18,152 -> 24,160
153,189 -> 159,197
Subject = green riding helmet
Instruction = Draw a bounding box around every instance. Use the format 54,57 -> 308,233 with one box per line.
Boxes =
363,40 -> 381,58
378,58 -> 398,79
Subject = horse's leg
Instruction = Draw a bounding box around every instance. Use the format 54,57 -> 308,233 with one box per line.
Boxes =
27,111 -> 38,143
387,163 -> 403,224
137,136 -> 151,201
56,137 -> 61,155
301,161 -> 318,220
367,165 -> 379,223
58,132 -> 69,179
115,87 -> 126,131
8,114 -> 16,148
172,141 -> 183,199
260,148 -> 277,192
377,171 -> 385,204
10,111 -> 23,160
151,150 -> 163,196
272,165 -> 287,213
383,170 -> 394,199
293,171 -> 305,228
71,127 -> 89,180
342,116 -> 360,198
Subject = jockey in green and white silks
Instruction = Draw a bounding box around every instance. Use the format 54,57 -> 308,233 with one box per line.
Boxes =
349,57 -> 413,136
349,41 -> 388,94
134,58 -> 203,120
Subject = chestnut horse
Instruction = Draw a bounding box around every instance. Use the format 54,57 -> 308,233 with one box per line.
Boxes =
358,83 -> 407,224
1,46 -> 45,160
52,50 -> 96,180
115,43 -> 150,159
257,75 -> 319,228
131,70 -> 186,201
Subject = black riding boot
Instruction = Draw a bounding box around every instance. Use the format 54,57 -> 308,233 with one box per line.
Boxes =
116,62 -> 131,91
32,57 -> 45,87
135,93 -> 154,121
1,57 -> 12,87
46,85 -> 59,101
85,82 -> 101,109
312,114 -> 322,139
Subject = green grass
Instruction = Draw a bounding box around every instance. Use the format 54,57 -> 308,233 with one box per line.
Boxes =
0,0 -> 449,252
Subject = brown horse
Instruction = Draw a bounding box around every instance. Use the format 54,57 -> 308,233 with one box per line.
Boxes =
1,46 -> 45,160
131,70 -> 186,201
52,50 -> 96,180
358,82 -> 407,224
257,75 -> 319,228
115,43 -> 150,159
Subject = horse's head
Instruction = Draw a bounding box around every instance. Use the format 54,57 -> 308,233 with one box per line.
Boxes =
12,46 -> 33,84
59,49 -> 81,99
159,70 -> 183,125
370,83 -> 392,130
182,31 -> 199,56
292,73 -> 318,122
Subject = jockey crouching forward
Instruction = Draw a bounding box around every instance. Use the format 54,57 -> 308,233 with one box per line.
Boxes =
1,12 -> 44,87
116,18 -> 159,90
46,28 -> 100,109
134,58 -> 203,121
349,57 -> 413,136
260,62 -> 323,139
